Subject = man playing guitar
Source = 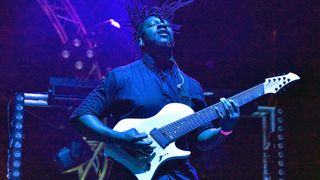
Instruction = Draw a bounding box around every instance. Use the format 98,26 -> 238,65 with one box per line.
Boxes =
70,1 -> 240,179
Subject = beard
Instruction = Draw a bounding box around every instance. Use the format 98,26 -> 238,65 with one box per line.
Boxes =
144,34 -> 174,49
155,38 -> 173,48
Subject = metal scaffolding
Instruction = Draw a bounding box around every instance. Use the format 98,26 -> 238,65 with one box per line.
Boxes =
36,0 -> 102,80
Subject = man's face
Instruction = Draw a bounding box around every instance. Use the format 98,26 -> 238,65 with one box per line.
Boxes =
139,16 -> 174,48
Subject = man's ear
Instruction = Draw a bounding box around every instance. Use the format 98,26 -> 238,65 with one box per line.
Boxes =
138,38 -> 144,47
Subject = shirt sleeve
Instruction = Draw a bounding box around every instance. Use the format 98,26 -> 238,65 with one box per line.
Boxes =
69,71 -> 118,122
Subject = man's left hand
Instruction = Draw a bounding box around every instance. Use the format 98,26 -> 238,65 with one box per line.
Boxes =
215,97 -> 240,132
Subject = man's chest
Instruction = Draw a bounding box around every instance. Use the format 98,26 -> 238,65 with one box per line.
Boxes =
111,74 -> 181,118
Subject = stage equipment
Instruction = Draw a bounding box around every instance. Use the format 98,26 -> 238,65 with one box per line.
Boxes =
48,76 -> 98,105
6,77 -> 102,179
36,0 -> 91,45
37,0 -> 102,79
7,93 -> 48,179
252,106 -> 287,180
7,93 -> 25,179
55,139 -> 92,171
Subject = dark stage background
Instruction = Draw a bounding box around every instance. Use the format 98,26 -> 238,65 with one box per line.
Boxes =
1,0 -> 319,179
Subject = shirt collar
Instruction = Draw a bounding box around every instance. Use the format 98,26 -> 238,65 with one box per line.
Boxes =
142,53 -> 176,74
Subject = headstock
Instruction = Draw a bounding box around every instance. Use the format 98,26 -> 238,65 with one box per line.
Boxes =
264,72 -> 300,94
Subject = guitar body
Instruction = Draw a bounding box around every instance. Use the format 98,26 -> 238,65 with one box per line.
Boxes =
104,103 -> 195,180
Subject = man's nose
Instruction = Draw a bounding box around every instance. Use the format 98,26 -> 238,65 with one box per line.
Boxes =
158,23 -> 169,29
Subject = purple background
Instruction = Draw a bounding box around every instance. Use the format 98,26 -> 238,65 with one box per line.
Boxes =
0,0 -> 319,179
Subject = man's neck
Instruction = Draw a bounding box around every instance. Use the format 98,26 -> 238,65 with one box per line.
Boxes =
142,45 -> 175,67
142,51 -> 174,70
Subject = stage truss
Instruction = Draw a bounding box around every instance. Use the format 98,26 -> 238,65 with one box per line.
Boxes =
36,0 -> 102,80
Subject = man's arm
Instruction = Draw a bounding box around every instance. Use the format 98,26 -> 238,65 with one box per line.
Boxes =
72,115 -> 122,143
196,98 -> 240,151
72,115 -> 155,157
196,127 -> 227,151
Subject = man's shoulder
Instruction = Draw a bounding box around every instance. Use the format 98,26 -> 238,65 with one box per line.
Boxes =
110,60 -> 143,74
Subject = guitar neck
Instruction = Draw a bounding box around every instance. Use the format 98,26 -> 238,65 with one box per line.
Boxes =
158,83 -> 265,141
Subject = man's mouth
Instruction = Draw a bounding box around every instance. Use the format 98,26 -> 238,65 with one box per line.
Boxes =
157,29 -> 169,36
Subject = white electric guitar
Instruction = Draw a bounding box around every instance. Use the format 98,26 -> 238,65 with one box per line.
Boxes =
104,73 -> 300,180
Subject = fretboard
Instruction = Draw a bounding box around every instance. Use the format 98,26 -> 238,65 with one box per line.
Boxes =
158,83 -> 265,142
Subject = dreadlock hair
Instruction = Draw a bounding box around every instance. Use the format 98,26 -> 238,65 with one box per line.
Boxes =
125,0 -> 194,40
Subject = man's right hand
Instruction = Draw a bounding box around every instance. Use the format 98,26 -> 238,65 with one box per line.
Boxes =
74,115 -> 155,158
117,128 -> 155,158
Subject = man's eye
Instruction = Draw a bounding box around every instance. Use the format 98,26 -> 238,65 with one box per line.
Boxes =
148,22 -> 158,27
147,21 -> 170,27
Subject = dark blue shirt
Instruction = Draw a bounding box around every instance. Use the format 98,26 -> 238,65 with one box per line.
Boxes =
71,59 -> 213,179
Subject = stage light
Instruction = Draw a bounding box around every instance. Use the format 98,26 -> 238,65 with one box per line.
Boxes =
12,170 -> 20,177
278,160 -> 285,167
16,114 -> 23,120
277,134 -> 285,141
74,61 -> 84,70
278,168 -> 285,176
72,38 -> 81,47
16,105 -> 23,111
61,49 -> 70,59
16,95 -> 24,101
14,141 -> 21,148
100,18 -> 121,29
277,125 -> 284,132
277,117 -> 284,124
109,19 -> 120,28
7,93 -> 25,179
86,49 -> 94,58
14,132 -> 22,139
277,108 -> 284,115
13,160 -> 21,168
13,151 -> 21,158
278,151 -> 285,158
15,122 -> 22,129
268,107 -> 286,179
277,142 -> 284,149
